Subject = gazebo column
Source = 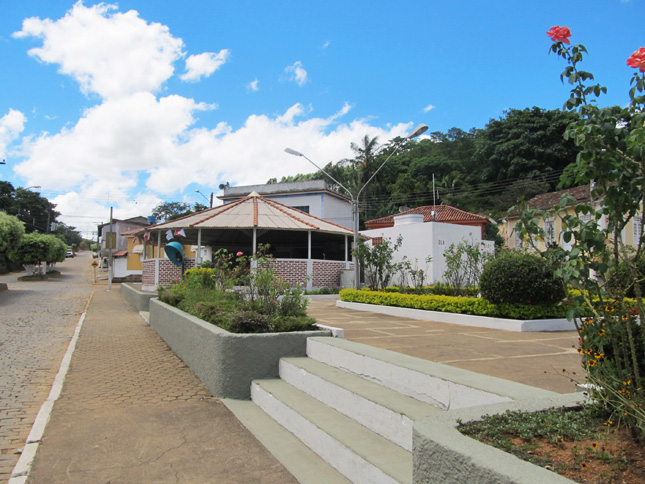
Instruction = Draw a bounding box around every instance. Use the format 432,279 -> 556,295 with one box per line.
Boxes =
345,234 -> 350,270
306,231 -> 313,290
196,229 -> 202,264
252,228 -> 257,254
155,230 -> 161,286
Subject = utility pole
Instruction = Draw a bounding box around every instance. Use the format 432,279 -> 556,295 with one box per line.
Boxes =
108,206 -> 113,291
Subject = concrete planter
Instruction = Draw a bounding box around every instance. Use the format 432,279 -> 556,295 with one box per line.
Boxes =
121,283 -> 157,312
148,298 -> 331,399
413,393 -> 583,483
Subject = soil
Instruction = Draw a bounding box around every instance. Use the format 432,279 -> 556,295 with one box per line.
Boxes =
505,426 -> 644,483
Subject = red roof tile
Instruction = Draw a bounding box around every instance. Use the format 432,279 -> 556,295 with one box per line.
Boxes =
365,205 -> 487,229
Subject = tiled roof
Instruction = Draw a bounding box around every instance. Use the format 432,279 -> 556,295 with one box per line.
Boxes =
112,250 -> 128,257
135,192 -> 355,237
365,205 -> 488,228
524,184 -> 591,211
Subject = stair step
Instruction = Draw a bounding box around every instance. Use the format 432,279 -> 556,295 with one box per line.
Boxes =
252,379 -> 412,484
306,336 -> 552,410
221,398 -> 351,484
280,357 -> 441,451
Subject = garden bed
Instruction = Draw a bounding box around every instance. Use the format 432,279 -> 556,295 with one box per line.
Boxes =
337,288 -> 576,333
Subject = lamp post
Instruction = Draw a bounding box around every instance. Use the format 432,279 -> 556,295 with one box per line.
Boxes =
285,123 -> 428,289
195,189 -> 213,208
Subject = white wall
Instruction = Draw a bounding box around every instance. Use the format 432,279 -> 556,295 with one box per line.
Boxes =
113,257 -> 141,278
263,192 -> 353,229
361,221 -> 494,284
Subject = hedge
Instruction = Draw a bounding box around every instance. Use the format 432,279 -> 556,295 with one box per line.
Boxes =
339,289 -> 567,320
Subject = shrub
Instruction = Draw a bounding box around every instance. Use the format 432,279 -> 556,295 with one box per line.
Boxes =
339,289 -> 567,320
226,311 -> 270,333
479,252 -> 565,305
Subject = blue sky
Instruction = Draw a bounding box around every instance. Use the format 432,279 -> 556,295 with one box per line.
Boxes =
0,0 -> 642,237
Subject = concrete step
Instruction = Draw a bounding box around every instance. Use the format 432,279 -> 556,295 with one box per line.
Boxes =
221,398 -> 351,484
279,357 -> 440,451
252,378 -> 412,484
306,336 -> 555,410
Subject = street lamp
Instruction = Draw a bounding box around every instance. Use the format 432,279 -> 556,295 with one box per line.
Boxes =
285,123 -> 428,289
195,189 -> 213,208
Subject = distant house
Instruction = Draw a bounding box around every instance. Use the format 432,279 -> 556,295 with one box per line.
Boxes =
361,209 -> 494,285
365,204 -> 489,239
218,180 -> 353,229
504,184 -> 643,251
97,216 -> 150,279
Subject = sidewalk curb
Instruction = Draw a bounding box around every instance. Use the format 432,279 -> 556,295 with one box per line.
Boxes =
8,292 -> 93,483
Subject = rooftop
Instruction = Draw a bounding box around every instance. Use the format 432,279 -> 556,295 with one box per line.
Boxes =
365,205 -> 488,229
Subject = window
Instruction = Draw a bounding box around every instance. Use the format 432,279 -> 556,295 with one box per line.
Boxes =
292,205 -> 310,214
545,219 -> 555,245
634,216 -> 642,245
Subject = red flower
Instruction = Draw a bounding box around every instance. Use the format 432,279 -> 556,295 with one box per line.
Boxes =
236,251 -> 243,256
546,26 -> 571,44
627,47 -> 645,72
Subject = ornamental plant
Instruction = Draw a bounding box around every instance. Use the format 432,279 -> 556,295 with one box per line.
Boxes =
353,235 -> 405,291
515,27 -> 645,438
442,240 -> 494,297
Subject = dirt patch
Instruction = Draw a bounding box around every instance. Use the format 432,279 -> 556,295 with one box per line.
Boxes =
498,427 -> 642,483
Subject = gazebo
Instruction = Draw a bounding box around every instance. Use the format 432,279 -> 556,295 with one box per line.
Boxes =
136,192 -> 357,291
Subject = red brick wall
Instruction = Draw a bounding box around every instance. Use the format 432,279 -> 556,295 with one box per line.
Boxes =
312,260 -> 349,288
142,260 -> 156,287
271,260 -> 308,287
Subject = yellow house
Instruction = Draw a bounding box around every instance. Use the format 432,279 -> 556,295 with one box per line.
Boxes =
504,184 -> 643,251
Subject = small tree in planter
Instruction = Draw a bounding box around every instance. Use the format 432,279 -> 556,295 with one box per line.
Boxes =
14,233 -> 50,276
353,235 -> 405,291
442,240 -> 494,297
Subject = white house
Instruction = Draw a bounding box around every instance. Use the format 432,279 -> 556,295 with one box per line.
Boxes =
361,213 -> 494,285
218,180 -> 353,229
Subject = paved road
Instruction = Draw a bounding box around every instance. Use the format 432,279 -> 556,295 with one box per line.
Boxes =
0,254 -> 93,482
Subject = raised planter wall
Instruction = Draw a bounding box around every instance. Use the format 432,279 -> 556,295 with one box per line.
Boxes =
413,393 -> 583,483
121,283 -> 157,312
148,299 -> 331,399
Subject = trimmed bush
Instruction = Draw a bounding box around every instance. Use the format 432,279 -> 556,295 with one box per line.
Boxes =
339,289 -> 567,320
479,252 -> 566,305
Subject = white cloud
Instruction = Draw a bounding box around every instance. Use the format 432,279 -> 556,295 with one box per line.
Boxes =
0,109 -> 26,159
322,40 -> 330,49
13,1 -> 184,99
247,79 -> 259,92
423,104 -> 436,112
285,61 -> 308,86
181,50 -> 230,82
10,3 -> 413,239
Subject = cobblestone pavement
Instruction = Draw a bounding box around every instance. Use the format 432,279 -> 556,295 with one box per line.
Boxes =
27,284 -> 297,483
0,255 -> 93,482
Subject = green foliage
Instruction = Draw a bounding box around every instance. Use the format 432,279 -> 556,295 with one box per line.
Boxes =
442,240 -> 494,297
339,289 -> 566,320
14,233 -> 57,265
0,212 -> 25,265
0,182 -> 60,233
479,251 -> 566,305
158,246 -> 315,333
516,32 -> 645,438
151,201 -> 207,222
353,235 -> 404,291
458,405 -> 608,453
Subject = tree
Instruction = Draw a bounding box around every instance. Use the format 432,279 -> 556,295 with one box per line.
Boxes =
152,201 -> 191,222
0,212 -> 25,272
472,107 -> 580,184
53,222 -> 83,248
0,182 -> 60,233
